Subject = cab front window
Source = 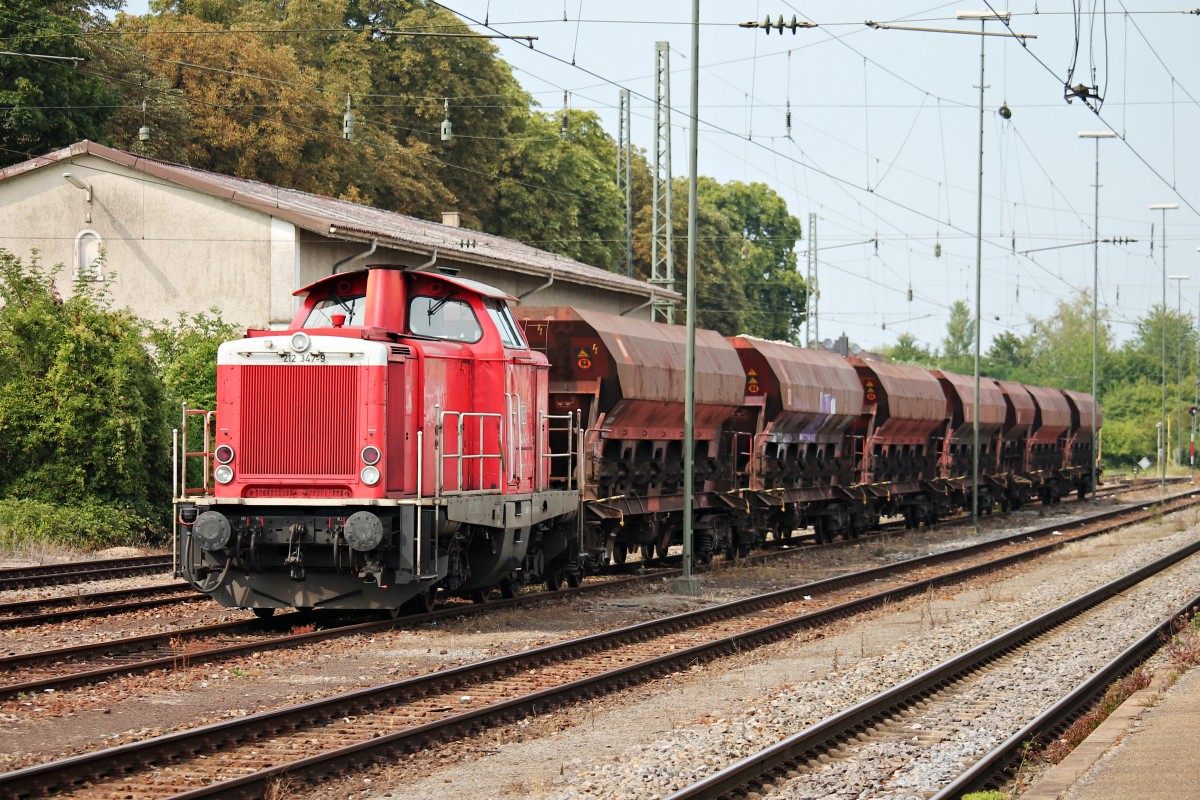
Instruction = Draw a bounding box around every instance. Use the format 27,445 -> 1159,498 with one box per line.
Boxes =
409,295 -> 483,342
304,294 -> 367,328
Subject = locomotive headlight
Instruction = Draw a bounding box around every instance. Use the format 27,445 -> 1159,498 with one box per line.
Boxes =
214,464 -> 235,484
360,465 -> 380,486
361,445 -> 381,465
290,331 -> 311,353
214,445 -> 235,465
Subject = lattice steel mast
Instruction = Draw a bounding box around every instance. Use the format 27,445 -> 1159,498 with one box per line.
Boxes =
651,41 -> 675,322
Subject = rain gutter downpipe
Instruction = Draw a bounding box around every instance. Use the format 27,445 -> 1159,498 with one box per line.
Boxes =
331,238 -> 377,274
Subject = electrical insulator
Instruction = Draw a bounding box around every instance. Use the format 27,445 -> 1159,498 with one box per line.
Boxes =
907,286 -> 913,302
785,99 -> 792,139
762,14 -> 804,34
440,98 -> 452,142
934,242 -> 942,258
561,91 -> 569,138
342,94 -> 355,141
139,99 -> 151,142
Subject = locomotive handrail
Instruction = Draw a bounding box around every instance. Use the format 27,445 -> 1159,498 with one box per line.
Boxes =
179,405 -> 216,499
437,408 -> 504,497
540,409 -> 579,491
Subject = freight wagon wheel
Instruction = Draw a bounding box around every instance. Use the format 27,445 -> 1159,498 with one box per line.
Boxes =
566,569 -> 583,589
500,578 -> 519,600
640,544 -> 655,562
252,608 -> 276,620
470,589 -> 488,604
402,585 -> 437,614
613,541 -> 629,565
546,572 -> 564,592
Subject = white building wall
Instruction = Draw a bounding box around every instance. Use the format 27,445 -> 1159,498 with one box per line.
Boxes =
0,154 -> 276,328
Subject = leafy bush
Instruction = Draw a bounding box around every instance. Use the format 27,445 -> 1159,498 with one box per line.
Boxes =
146,309 -> 240,414
0,497 -> 155,554
0,249 -> 170,530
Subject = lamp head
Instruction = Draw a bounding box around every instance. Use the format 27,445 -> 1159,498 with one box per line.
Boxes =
998,103 -> 1012,119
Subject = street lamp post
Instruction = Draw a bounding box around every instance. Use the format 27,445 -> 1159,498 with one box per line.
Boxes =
1150,203 -> 1178,492
1078,130 -> 1116,499
1171,274 -> 1190,470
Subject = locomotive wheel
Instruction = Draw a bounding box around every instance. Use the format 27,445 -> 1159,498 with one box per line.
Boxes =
252,607 -> 276,620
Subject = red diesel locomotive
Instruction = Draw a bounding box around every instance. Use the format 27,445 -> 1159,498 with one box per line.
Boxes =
175,264 -> 1100,614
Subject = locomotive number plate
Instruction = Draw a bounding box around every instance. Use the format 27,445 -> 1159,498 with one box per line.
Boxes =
279,352 -> 326,363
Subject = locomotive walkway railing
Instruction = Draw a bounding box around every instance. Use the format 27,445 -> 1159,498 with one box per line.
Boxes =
435,406 -> 503,496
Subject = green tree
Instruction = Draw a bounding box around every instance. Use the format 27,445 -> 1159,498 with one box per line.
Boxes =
1022,290 -> 1105,391
0,249 -> 169,522
699,179 -> 805,342
485,110 -> 624,269
0,0 -> 121,166
940,300 -> 974,373
1110,304 -> 1196,387
886,333 -> 935,366
1093,378 -> 1161,470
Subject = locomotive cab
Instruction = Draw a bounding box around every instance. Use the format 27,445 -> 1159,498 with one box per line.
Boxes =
175,265 -> 583,614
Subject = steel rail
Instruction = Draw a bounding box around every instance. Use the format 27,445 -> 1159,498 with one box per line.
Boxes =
0,494 -> 1165,700
665,542 -> 1200,800
0,556 -> 173,591
3,496 -> 1193,798
932,591 -> 1200,799
0,583 -> 198,627
3,492 -> 1194,703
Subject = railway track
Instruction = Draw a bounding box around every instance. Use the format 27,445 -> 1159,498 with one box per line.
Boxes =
0,555 -> 173,592
2,493 -> 1195,798
665,546 -> 1200,800
0,476 -> 1167,625
3,492 -> 1192,702
0,583 -> 200,627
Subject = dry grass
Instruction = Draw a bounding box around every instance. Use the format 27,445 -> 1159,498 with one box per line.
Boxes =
0,535 -> 79,565
1165,613 -> 1200,672
1041,668 -> 1151,764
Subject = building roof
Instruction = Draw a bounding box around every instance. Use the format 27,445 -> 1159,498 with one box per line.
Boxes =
0,141 -> 675,301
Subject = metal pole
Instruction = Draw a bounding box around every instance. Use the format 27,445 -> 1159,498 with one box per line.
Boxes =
1092,137 -> 1099,499
1078,130 -> 1115,497
675,0 -> 702,596
1177,278 -> 1185,467
971,18 -> 986,531
1151,203 -> 1178,492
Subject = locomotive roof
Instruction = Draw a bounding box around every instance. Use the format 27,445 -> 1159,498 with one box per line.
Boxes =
294,266 -> 517,302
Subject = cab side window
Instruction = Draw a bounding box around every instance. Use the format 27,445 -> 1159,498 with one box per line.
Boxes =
486,299 -> 526,349
409,295 -> 483,342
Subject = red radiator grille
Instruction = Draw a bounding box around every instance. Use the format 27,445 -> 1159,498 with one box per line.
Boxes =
239,365 -> 359,476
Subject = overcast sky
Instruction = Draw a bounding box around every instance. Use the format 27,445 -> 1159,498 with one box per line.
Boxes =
121,2 -> 1200,356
